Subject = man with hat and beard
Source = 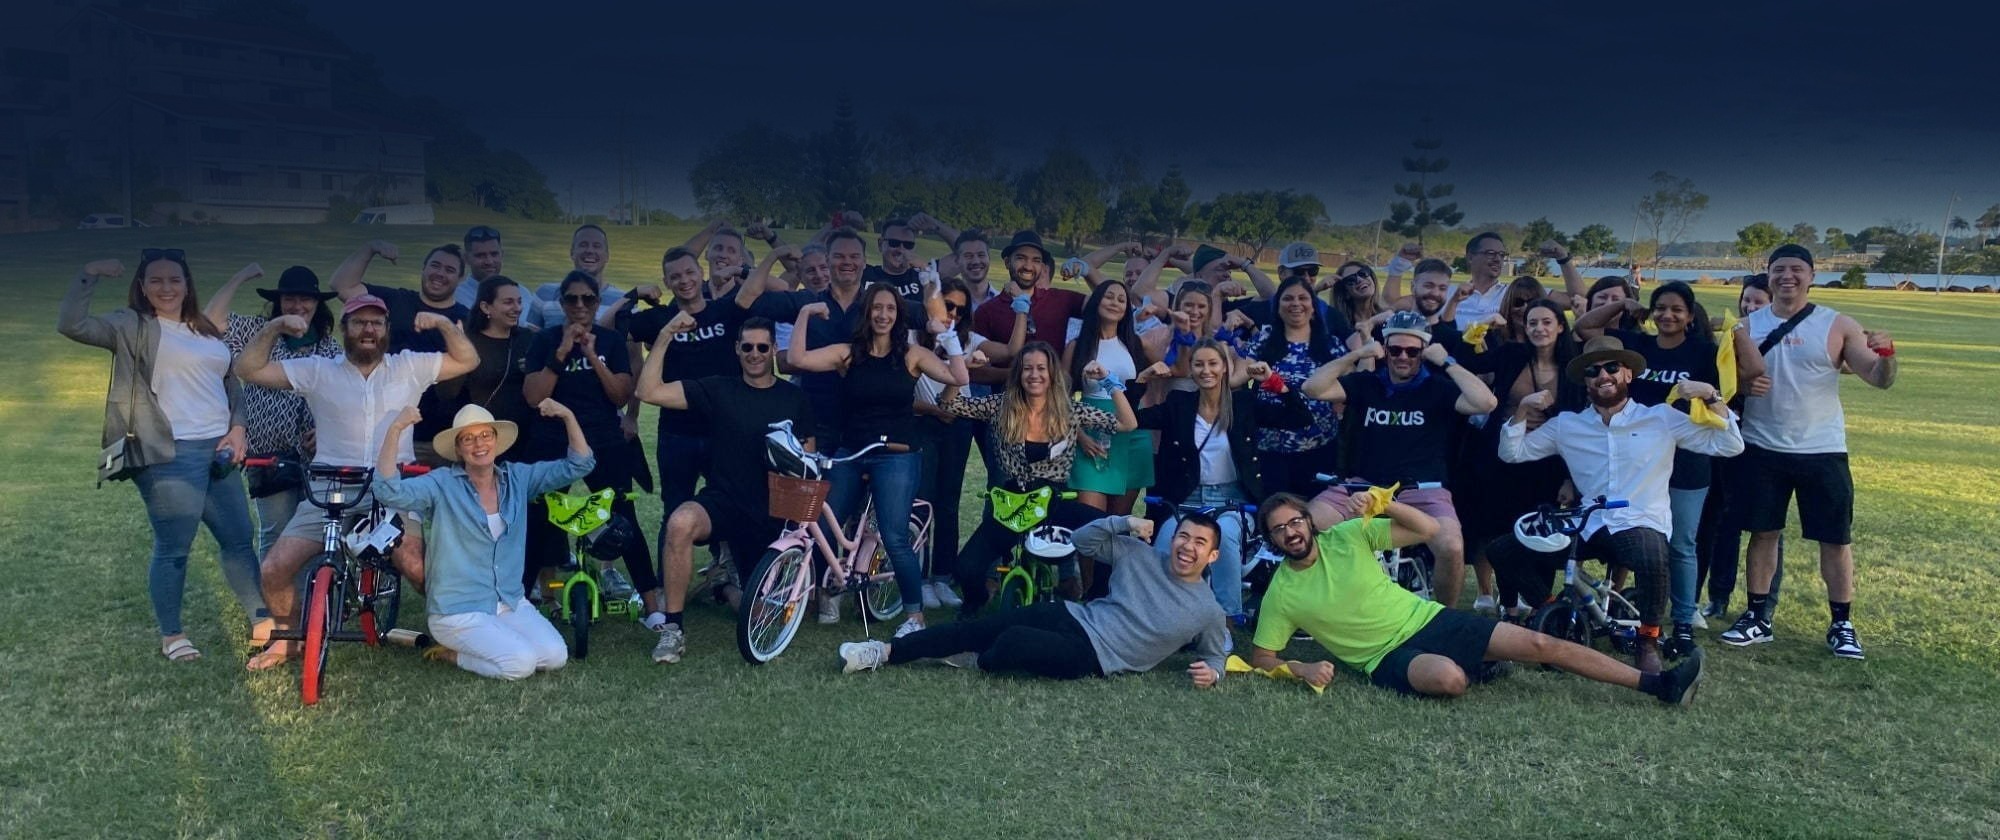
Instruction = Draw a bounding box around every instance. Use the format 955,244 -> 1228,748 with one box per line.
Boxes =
206,265 -> 345,559
1720,243 -> 1896,660
1490,335 -> 1745,672
971,230 -> 1089,354
233,294 -> 480,670
369,398 -> 595,680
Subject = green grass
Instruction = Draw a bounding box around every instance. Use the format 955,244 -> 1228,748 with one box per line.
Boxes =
4,224 -> 1999,838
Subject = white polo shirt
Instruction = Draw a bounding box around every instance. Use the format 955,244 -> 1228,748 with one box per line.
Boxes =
279,351 -> 443,466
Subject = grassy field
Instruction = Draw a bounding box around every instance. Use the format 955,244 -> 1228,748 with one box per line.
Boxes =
2,223 -> 1997,838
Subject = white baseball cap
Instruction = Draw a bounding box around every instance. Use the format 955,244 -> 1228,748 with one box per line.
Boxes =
1278,241 -> 1320,269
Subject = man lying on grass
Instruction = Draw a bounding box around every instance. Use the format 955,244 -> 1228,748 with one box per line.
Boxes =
1249,492 -> 1705,704
836,514 -> 1229,686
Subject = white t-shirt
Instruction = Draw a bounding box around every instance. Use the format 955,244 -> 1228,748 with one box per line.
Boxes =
1452,281 -> 1509,330
1193,413 -> 1237,486
153,320 -> 232,440
279,351 -> 444,466
916,331 -> 991,407
486,512 -> 505,539
1079,337 -> 1138,400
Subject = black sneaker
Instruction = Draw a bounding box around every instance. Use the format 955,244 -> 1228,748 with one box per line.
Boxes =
1656,647 -> 1705,706
1666,624 -> 1698,659
1826,621 -> 1865,660
1718,611 -> 1773,647
1472,660 -> 1515,684
1700,600 -> 1728,620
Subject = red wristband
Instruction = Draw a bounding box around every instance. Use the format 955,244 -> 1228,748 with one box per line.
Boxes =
1874,344 -> 1894,357
1260,372 -> 1287,394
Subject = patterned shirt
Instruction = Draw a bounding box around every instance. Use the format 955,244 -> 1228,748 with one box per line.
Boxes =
1252,326 -> 1338,453
222,314 -> 342,454
939,392 -> 1118,485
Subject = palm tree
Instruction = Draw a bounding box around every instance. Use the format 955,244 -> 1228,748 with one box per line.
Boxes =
1948,216 -> 1973,251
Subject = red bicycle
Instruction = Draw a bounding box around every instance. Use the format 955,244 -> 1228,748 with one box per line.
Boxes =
243,457 -> 427,705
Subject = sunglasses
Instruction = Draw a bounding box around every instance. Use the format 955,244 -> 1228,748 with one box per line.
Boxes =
561,293 -> 599,306
141,248 -> 186,262
464,226 -> 501,243
1583,361 -> 1624,378
738,342 -> 772,354
1293,265 -> 1321,277
944,301 -> 965,314
1338,271 -> 1372,285
1385,345 -> 1424,358
883,238 -> 916,250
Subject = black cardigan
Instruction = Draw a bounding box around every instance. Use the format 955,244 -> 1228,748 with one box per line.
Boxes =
1137,388 -> 1312,505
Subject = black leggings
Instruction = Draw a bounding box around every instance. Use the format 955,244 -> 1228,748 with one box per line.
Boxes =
526,439 -> 659,594
1487,526 -> 1670,628
888,602 -> 1103,679
953,494 -> 1103,616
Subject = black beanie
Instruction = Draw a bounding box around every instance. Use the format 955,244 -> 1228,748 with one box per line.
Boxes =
1767,243 -> 1814,269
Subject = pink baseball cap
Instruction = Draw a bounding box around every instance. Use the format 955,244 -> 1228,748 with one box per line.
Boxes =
342,294 -> 389,317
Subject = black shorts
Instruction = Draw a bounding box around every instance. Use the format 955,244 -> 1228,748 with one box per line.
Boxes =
1730,445 -> 1853,545
1370,609 -> 1500,696
690,489 -> 784,579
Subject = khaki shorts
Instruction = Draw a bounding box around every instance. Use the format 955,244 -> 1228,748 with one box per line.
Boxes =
1312,480 -> 1459,525
279,479 -> 419,544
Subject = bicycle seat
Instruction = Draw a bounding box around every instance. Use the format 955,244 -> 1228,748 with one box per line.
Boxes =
544,487 -> 618,537
990,486 -> 1053,534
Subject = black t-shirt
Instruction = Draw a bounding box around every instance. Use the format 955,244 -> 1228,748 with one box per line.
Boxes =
752,288 -> 922,445
684,375 -> 816,515
461,329 -> 540,447
526,324 -> 631,448
863,264 -> 924,302
1612,328 -> 1719,489
364,283 -> 470,447
627,298 -> 750,436
1337,368 -> 1463,484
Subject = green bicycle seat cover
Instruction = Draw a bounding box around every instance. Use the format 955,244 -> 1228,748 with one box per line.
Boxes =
990,486 -> 1052,533
544,487 -> 617,537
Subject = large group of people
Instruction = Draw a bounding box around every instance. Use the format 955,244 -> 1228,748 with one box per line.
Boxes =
64,217 -> 1896,701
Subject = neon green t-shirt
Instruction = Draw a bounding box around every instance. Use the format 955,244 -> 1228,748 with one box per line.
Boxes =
1251,518 -> 1443,674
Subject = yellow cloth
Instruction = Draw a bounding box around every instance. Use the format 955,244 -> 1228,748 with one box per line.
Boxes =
1360,482 -> 1399,519
1716,310 -> 1738,401
1667,382 -> 1727,429
1462,321 -> 1492,353
1225,655 -> 1326,695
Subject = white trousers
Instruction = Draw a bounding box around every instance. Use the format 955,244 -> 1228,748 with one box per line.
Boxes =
427,598 -> 568,680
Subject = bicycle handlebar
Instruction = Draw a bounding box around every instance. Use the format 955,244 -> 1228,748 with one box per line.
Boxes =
241,456 -> 428,479
1143,495 -> 1258,516
1311,475 -> 1445,493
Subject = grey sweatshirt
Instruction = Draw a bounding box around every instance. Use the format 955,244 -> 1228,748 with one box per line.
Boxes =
1065,517 -> 1230,680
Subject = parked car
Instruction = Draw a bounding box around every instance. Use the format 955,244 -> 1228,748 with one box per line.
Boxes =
78,213 -> 149,229
352,204 -> 434,225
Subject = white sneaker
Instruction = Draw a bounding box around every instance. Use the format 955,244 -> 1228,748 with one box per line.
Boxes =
817,593 -> 841,625
1473,594 -> 1498,616
894,616 -> 925,639
838,640 -> 888,673
921,582 -> 942,610
1691,612 -> 1710,630
651,624 -> 686,664
931,581 -> 963,608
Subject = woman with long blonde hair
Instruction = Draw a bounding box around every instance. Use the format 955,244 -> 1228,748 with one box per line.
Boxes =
940,341 -> 1136,615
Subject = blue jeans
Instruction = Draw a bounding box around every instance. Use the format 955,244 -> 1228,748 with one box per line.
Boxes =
131,436 -> 267,636
251,487 -> 300,562
828,449 -> 925,611
1154,483 -> 1248,617
1668,486 -> 1706,625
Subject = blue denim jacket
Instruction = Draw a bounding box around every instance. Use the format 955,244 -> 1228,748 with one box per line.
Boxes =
372,451 -> 594,616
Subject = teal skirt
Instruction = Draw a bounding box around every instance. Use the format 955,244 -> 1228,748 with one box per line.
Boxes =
1068,396 -> 1155,494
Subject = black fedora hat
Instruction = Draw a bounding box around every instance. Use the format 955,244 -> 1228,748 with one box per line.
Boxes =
999,229 -> 1053,264
257,266 -> 337,302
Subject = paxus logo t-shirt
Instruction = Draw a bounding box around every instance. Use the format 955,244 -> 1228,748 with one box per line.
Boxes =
1337,369 -> 1464,485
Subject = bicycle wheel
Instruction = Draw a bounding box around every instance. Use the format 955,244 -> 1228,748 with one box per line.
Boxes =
997,569 -> 1033,612
567,582 -> 593,661
356,565 -> 401,645
862,520 -> 916,622
1529,601 -> 1589,673
738,546 -> 810,664
300,562 -> 337,706
1606,587 -> 1642,655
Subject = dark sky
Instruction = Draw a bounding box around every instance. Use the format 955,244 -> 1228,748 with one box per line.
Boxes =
310,0 -> 1999,240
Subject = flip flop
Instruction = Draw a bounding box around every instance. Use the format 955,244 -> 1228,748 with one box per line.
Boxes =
248,618 -> 276,649
161,637 -> 201,663
245,640 -> 297,672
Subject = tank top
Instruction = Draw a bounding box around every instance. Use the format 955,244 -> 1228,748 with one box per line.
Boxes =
1743,304 -> 1846,454
840,347 -> 917,452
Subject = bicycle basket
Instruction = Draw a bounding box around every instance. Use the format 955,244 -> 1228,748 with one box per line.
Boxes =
990,485 -> 1053,534
768,473 -> 830,523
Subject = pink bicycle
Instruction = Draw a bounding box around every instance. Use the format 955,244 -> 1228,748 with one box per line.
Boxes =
736,421 -> 933,663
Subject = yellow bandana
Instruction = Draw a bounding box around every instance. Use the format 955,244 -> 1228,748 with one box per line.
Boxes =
1667,382 -> 1727,429
1462,321 -> 1492,353
1716,310 -> 1738,401
1226,655 -> 1326,695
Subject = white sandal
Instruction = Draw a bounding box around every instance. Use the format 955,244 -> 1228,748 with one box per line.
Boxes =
161,637 -> 201,662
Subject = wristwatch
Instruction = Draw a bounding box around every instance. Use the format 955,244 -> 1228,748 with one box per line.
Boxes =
1441,355 -> 1458,368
